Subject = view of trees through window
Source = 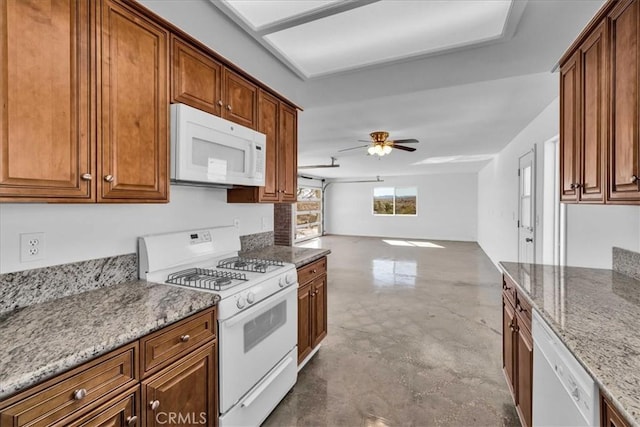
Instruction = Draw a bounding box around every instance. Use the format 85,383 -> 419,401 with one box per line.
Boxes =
295,187 -> 322,241
373,187 -> 417,215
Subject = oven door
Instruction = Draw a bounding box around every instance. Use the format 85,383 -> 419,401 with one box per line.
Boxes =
219,285 -> 297,414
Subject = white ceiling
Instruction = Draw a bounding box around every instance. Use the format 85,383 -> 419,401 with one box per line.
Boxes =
149,0 -> 607,179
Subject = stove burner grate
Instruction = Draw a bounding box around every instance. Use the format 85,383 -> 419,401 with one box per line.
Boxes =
217,256 -> 284,273
166,268 -> 247,291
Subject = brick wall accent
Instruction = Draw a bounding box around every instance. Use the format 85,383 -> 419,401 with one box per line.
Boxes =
274,203 -> 293,246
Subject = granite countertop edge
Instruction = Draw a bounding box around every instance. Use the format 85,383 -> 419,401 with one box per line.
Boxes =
0,280 -> 220,401
240,245 -> 331,268
499,263 -> 639,427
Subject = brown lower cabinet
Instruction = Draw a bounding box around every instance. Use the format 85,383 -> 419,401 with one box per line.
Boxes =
0,307 -> 217,427
297,257 -> 328,365
502,275 -> 532,427
601,392 -> 630,427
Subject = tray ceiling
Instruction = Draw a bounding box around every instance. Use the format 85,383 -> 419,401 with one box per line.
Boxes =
214,0 -> 519,79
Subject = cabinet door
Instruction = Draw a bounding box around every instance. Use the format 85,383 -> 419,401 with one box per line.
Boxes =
98,0 -> 169,202
171,37 -> 222,117
0,0 -> 93,201
279,103 -> 297,202
257,91 -> 280,202
560,52 -> 581,202
223,69 -> 257,130
601,393 -> 631,427
311,275 -> 328,348
66,387 -> 139,427
142,344 -> 216,427
297,282 -> 313,364
502,296 -> 517,395
516,324 -> 533,427
608,0 -> 640,203
579,21 -> 608,202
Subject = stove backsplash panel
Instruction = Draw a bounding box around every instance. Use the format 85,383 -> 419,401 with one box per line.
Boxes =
612,247 -> 640,281
240,231 -> 274,252
0,253 -> 137,314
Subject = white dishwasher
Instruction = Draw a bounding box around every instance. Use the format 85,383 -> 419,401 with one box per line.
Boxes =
532,310 -> 599,427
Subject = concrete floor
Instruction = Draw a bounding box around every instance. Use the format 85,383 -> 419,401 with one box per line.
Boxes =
264,235 -> 519,427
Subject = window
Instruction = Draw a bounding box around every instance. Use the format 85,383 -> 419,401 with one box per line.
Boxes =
295,187 -> 322,241
373,187 -> 417,216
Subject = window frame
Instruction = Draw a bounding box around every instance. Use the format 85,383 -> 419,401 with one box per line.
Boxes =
372,186 -> 418,216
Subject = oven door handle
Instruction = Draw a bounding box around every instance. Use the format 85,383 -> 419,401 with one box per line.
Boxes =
224,285 -> 296,328
241,355 -> 294,408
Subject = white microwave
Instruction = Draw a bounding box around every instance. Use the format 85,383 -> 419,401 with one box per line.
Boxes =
170,103 -> 266,187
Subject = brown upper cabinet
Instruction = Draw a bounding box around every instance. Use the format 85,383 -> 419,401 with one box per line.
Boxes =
0,0 -> 93,201
227,91 -> 298,203
0,0 -> 169,203
98,0 -> 169,202
170,43 -> 258,131
560,0 -> 640,205
171,36 -> 223,117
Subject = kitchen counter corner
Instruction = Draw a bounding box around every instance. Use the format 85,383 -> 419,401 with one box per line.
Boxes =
0,280 -> 219,400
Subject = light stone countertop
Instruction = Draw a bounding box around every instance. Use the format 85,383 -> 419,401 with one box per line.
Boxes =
241,245 -> 331,268
500,262 -> 640,427
0,280 -> 219,400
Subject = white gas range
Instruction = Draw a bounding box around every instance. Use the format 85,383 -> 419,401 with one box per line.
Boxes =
138,225 -> 298,427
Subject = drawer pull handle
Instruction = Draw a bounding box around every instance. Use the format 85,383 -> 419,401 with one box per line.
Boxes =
311,269 -> 317,273
81,173 -> 92,181
217,100 -> 223,107
126,415 -> 138,426
226,105 -> 232,111
73,388 -> 87,400
180,334 -> 190,342
104,174 -> 114,182
149,400 -> 160,411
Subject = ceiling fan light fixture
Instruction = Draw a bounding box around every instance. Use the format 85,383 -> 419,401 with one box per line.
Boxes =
367,146 -> 376,155
374,144 -> 384,155
383,145 -> 392,154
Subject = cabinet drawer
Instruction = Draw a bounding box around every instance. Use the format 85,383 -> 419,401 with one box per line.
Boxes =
66,385 -> 139,427
0,343 -> 137,427
502,275 -> 517,306
297,257 -> 327,285
140,308 -> 216,377
515,293 -> 532,331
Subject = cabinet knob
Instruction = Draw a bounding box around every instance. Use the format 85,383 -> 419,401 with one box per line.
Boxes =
226,105 -> 232,111
217,100 -> 223,107
632,175 -> 638,183
126,416 -> 138,427
149,400 -> 160,411
104,175 -> 114,182
311,269 -> 317,274
81,173 -> 92,181
180,334 -> 190,342
73,388 -> 87,400
570,183 -> 582,189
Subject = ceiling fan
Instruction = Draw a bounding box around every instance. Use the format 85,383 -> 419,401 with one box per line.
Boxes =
338,131 -> 419,156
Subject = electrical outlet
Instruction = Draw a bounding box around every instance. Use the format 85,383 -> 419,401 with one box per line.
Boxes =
20,232 -> 45,262
233,218 -> 240,229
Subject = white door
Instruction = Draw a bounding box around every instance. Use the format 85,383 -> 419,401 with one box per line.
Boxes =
518,150 -> 535,264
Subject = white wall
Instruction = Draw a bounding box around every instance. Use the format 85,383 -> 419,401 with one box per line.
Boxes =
0,186 -> 273,274
325,174 -> 478,242
478,97 -> 640,269
565,205 -> 640,268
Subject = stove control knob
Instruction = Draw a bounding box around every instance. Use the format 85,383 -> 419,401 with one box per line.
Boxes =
236,296 -> 246,309
278,277 -> 285,288
246,292 -> 255,304
285,272 -> 297,285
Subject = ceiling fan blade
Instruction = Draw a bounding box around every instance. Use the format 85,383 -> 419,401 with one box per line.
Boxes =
392,138 -> 419,144
357,139 -> 371,143
338,144 -> 368,152
393,145 -> 417,152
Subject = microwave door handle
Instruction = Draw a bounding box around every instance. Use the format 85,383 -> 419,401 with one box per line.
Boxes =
249,142 -> 257,178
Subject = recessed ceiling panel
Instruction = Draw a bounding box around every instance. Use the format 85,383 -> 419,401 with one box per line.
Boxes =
222,0 -> 341,30
264,0 -> 513,77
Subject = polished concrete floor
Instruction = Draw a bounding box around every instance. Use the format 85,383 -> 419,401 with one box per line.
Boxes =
264,235 -> 518,427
